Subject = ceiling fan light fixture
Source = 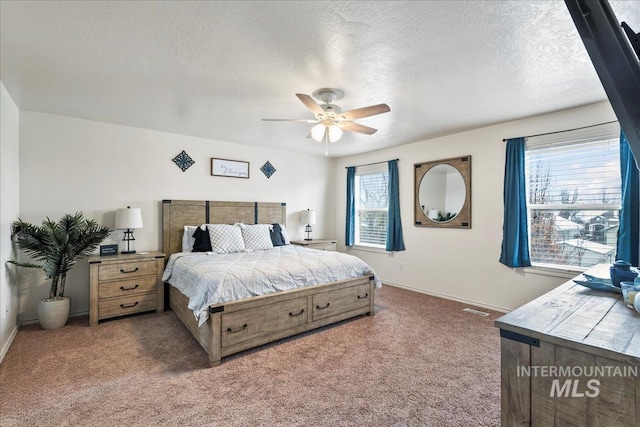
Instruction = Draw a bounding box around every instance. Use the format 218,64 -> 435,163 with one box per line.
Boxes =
311,124 -> 325,142
328,125 -> 343,142
311,124 -> 343,143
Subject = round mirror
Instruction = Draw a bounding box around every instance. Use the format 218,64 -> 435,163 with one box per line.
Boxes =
418,164 -> 466,223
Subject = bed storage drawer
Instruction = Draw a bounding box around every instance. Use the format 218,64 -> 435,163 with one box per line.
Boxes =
221,297 -> 308,348
312,282 -> 371,321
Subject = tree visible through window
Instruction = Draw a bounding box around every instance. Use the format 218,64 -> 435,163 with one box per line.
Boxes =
355,164 -> 388,247
526,131 -> 621,269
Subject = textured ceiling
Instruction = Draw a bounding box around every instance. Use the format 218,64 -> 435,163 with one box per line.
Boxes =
1,1 -> 638,157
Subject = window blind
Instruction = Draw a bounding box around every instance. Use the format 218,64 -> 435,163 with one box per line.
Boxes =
355,163 -> 388,247
525,124 -> 621,269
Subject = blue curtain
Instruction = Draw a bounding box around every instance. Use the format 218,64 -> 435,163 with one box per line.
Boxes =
500,137 -> 531,267
616,130 -> 639,266
386,160 -> 405,252
345,166 -> 356,247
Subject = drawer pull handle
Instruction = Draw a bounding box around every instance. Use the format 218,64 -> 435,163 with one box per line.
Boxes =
120,301 -> 139,308
120,267 -> 139,274
357,293 -> 369,300
120,284 -> 139,291
289,309 -> 305,317
226,324 -> 248,333
316,303 -> 330,310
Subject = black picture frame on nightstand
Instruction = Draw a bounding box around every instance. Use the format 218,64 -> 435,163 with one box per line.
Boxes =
99,244 -> 118,256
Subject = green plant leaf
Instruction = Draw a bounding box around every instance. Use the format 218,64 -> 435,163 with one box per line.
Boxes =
11,212 -> 111,297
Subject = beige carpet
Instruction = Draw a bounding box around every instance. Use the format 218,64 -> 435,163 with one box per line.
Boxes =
0,285 -> 501,426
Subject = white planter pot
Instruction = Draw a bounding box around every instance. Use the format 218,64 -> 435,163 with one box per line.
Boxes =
38,297 -> 70,330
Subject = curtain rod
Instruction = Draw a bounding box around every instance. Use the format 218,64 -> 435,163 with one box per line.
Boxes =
502,120 -> 618,142
345,159 -> 399,169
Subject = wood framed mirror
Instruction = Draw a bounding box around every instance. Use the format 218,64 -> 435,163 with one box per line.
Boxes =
414,155 -> 471,228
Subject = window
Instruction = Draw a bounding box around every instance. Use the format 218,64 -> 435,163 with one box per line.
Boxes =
354,163 -> 388,248
525,123 -> 621,270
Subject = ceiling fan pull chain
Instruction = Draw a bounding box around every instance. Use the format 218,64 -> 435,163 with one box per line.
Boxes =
325,127 -> 330,156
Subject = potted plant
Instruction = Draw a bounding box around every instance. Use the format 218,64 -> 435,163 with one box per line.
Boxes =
9,212 -> 111,329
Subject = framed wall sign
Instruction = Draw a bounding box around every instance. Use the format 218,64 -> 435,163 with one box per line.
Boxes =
211,158 -> 250,179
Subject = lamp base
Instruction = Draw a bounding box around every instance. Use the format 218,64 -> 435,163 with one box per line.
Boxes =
121,228 -> 136,254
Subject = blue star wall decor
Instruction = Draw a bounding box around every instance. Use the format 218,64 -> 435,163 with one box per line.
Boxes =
172,150 -> 195,172
261,161 -> 276,178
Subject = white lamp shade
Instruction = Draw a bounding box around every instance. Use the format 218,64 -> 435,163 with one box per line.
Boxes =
115,207 -> 143,229
300,209 -> 316,225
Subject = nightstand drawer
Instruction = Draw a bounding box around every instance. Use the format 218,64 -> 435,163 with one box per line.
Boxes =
98,276 -> 157,299
312,283 -> 370,321
98,260 -> 157,281
308,243 -> 335,251
290,240 -> 337,252
98,293 -> 157,319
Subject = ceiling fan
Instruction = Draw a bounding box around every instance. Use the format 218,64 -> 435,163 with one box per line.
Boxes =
262,88 -> 390,154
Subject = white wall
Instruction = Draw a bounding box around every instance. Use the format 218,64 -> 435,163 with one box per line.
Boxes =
19,111 -> 335,322
0,82 -> 20,361
335,101 -> 618,312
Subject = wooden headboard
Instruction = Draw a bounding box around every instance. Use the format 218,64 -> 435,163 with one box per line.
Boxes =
162,200 -> 286,258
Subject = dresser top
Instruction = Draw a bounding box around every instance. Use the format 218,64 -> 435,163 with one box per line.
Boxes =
88,251 -> 165,264
495,264 -> 640,362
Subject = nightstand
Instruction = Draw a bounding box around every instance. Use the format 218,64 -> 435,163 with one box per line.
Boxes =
290,239 -> 337,251
88,251 -> 165,326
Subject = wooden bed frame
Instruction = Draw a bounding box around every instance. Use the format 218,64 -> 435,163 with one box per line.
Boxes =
162,200 -> 375,367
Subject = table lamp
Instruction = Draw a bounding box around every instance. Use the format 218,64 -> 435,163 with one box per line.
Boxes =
115,206 -> 143,254
300,209 -> 316,241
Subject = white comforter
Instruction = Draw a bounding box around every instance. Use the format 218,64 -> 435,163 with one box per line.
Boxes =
162,245 -> 381,326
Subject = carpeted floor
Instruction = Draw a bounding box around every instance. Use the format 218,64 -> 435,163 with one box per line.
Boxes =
0,285 -> 501,426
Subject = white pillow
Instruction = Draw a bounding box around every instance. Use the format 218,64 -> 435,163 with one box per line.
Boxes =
207,224 -> 245,254
279,224 -> 291,245
182,225 -> 199,252
241,224 -> 274,251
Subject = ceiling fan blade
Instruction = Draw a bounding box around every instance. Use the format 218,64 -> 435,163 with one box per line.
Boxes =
261,118 -> 318,123
340,103 -> 390,120
339,122 -> 378,135
295,93 -> 325,115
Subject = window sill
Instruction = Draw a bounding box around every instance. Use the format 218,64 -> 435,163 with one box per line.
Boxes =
349,245 -> 388,254
521,263 -> 585,279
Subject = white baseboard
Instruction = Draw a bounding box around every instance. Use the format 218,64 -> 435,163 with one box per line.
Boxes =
382,280 -> 511,314
0,325 -> 19,364
20,310 -> 89,326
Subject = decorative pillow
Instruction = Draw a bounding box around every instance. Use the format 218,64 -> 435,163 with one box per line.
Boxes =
207,224 -> 245,254
242,224 -> 274,251
269,224 -> 286,246
279,224 -> 291,245
182,226 -> 199,252
192,226 -> 212,252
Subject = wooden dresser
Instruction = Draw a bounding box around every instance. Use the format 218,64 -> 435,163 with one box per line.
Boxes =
495,264 -> 640,426
89,251 -> 165,326
290,239 -> 337,251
